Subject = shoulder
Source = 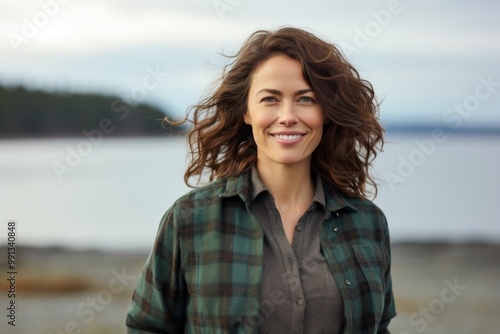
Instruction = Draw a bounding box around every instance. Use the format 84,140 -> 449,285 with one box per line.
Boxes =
176,178 -> 230,206
323,182 -> 387,223
346,194 -> 388,231
324,185 -> 390,241
156,177 -> 233,235
158,173 -> 255,240
344,194 -> 387,222
166,173 -> 249,222
173,170 -> 251,207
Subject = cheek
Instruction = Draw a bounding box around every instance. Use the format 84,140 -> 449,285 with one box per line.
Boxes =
309,110 -> 325,129
313,128 -> 323,146
250,113 -> 273,131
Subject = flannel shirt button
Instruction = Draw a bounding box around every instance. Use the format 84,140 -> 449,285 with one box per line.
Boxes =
336,212 -> 340,217
296,298 -> 304,306
333,227 -> 339,233
295,225 -> 303,232
344,279 -> 351,286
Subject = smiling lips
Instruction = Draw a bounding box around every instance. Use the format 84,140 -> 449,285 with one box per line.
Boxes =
271,133 -> 305,142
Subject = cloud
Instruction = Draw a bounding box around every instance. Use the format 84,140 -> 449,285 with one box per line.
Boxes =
1,1 -> 249,54
1,0 -> 499,123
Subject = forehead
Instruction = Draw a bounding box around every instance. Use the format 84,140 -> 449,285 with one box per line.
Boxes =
250,55 -> 310,91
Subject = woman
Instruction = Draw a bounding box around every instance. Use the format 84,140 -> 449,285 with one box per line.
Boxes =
126,27 -> 396,333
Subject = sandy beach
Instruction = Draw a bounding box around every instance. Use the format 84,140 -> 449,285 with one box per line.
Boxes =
0,243 -> 498,334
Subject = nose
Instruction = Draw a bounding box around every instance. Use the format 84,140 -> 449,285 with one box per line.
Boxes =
279,101 -> 298,126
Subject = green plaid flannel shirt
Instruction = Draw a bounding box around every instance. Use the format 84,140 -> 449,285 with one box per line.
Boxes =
126,170 -> 396,333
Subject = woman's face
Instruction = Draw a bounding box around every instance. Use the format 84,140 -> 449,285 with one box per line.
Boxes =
244,55 -> 324,170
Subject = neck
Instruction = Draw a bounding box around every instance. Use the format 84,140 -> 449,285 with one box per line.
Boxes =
256,160 -> 315,210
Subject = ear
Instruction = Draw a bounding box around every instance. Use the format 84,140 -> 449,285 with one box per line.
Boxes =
243,112 -> 251,125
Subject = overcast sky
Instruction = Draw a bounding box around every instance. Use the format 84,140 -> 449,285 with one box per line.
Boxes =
1,0 -> 499,126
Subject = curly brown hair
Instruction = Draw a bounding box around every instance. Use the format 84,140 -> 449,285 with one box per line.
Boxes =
174,27 -> 384,198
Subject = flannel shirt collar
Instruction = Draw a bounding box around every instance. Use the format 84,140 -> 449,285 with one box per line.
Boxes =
219,167 -> 358,213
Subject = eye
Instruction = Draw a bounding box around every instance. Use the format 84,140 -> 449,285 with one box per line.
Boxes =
260,96 -> 278,103
298,96 -> 316,103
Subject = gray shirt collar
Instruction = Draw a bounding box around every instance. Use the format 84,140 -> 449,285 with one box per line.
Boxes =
249,165 -> 326,208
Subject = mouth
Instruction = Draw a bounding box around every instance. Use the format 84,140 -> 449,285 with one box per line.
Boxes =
270,132 -> 306,144
272,134 -> 304,141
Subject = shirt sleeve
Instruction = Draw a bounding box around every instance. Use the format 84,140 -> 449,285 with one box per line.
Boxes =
126,206 -> 186,333
377,271 -> 396,333
377,214 -> 397,333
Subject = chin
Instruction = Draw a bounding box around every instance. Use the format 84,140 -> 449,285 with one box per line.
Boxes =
273,156 -> 310,167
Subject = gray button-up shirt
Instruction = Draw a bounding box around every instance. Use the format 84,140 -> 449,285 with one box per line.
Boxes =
249,167 -> 344,333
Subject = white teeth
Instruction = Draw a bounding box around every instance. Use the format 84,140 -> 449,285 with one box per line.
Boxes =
274,134 -> 302,141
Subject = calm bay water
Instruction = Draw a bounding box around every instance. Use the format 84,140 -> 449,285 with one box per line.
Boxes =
1,134 -> 499,250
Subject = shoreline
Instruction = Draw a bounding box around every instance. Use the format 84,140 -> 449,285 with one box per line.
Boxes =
0,242 -> 498,333
1,241 -> 498,293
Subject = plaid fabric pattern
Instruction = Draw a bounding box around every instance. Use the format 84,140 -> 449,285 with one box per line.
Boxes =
126,170 -> 396,333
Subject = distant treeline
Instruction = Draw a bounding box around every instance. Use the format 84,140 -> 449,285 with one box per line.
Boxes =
1,85 -> 498,139
0,85 -> 186,138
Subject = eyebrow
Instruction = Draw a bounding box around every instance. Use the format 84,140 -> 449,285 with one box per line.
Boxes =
255,88 -> 313,97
